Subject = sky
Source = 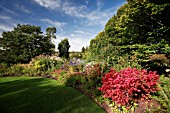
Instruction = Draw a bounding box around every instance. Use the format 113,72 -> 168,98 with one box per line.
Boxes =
0,0 -> 126,51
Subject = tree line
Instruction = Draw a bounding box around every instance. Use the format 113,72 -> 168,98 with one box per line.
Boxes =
0,24 -> 70,65
88,0 -> 170,60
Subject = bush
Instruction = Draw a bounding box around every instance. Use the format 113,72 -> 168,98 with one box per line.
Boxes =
153,75 -> 170,112
32,57 -> 63,71
66,73 -> 86,87
3,64 -> 43,77
0,63 -> 9,77
51,69 -> 67,78
65,62 -> 109,96
99,68 -> 160,106
0,55 -> 63,77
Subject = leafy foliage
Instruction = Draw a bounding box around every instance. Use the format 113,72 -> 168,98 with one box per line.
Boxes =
0,55 -> 63,77
99,68 -> 160,107
88,0 -> 170,64
32,57 -> 63,71
58,38 -> 70,59
0,24 -> 56,65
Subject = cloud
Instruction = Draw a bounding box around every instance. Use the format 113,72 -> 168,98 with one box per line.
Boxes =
0,15 -> 11,20
31,0 -> 126,51
0,5 -> 19,16
54,37 -> 90,52
33,0 -> 61,9
69,37 -> 90,52
53,31 -> 93,52
0,15 -> 26,35
0,16 -> 17,32
74,30 -> 85,34
0,25 -> 13,31
15,4 -> 31,13
33,0 -> 86,18
33,0 -> 125,27
84,9 -> 114,26
84,2 -> 126,26
62,2 -> 87,18
96,0 -> 103,10
85,1 -> 89,5
70,34 -> 76,37
40,18 -> 66,28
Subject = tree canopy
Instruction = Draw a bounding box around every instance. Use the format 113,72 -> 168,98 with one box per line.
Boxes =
58,38 -> 70,59
89,0 -> 170,59
0,24 -> 56,65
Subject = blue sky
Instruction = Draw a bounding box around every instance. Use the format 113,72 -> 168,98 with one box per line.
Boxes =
0,0 -> 126,51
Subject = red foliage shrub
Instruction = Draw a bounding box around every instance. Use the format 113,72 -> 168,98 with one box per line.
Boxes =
99,68 -> 159,106
52,69 -> 63,75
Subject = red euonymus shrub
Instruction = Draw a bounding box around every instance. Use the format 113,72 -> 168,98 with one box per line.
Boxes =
99,68 -> 159,106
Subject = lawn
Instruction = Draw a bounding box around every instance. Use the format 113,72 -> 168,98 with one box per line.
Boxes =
0,77 -> 105,113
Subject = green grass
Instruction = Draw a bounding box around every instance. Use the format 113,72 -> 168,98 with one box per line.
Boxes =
0,77 -> 105,113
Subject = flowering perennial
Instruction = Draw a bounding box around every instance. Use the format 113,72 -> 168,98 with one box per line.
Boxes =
84,63 -> 101,78
99,68 -> 159,106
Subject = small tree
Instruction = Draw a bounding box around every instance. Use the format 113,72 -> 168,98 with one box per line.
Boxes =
58,38 -> 70,59
82,47 -> 85,53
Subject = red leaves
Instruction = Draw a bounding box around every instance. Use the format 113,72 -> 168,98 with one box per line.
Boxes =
84,63 -> 102,78
99,68 -> 160,106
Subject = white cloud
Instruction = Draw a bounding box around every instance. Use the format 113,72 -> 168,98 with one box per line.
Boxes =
33,0 -> 87,18
69,37 -> 90,52
40,18 -> 66,28
33,0 -> 61,9
0,5 -> 19,16
62,2 -> 87,18
74,30 -> 85,34
15,4 -> 31,13
0,15 -> 25,35
70,34 -> 76,37
84,9 -> 113,26
96,0 -> 103,10
84,2 -> 126,26
33,0 -> 125,27
0,25 -> 13,31
0,15 -> 11,20
0,16 -> 16,30
53,33 -> 92,52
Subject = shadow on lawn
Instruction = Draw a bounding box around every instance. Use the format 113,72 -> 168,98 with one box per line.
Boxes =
0,77 -> 105,113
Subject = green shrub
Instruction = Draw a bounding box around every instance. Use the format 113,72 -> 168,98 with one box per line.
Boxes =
153,75 -> 170,112
7,64 -> 24,76
66,74 -> 86,87
0,63 -> 9,77
0,64 -> 40,77
32,57 -> 63,71
0,55 -> 63,77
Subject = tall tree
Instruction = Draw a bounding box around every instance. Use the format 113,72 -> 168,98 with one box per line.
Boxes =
46,27 -> 57,39
0,24 -> 56,65
58,38 -> 70,59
